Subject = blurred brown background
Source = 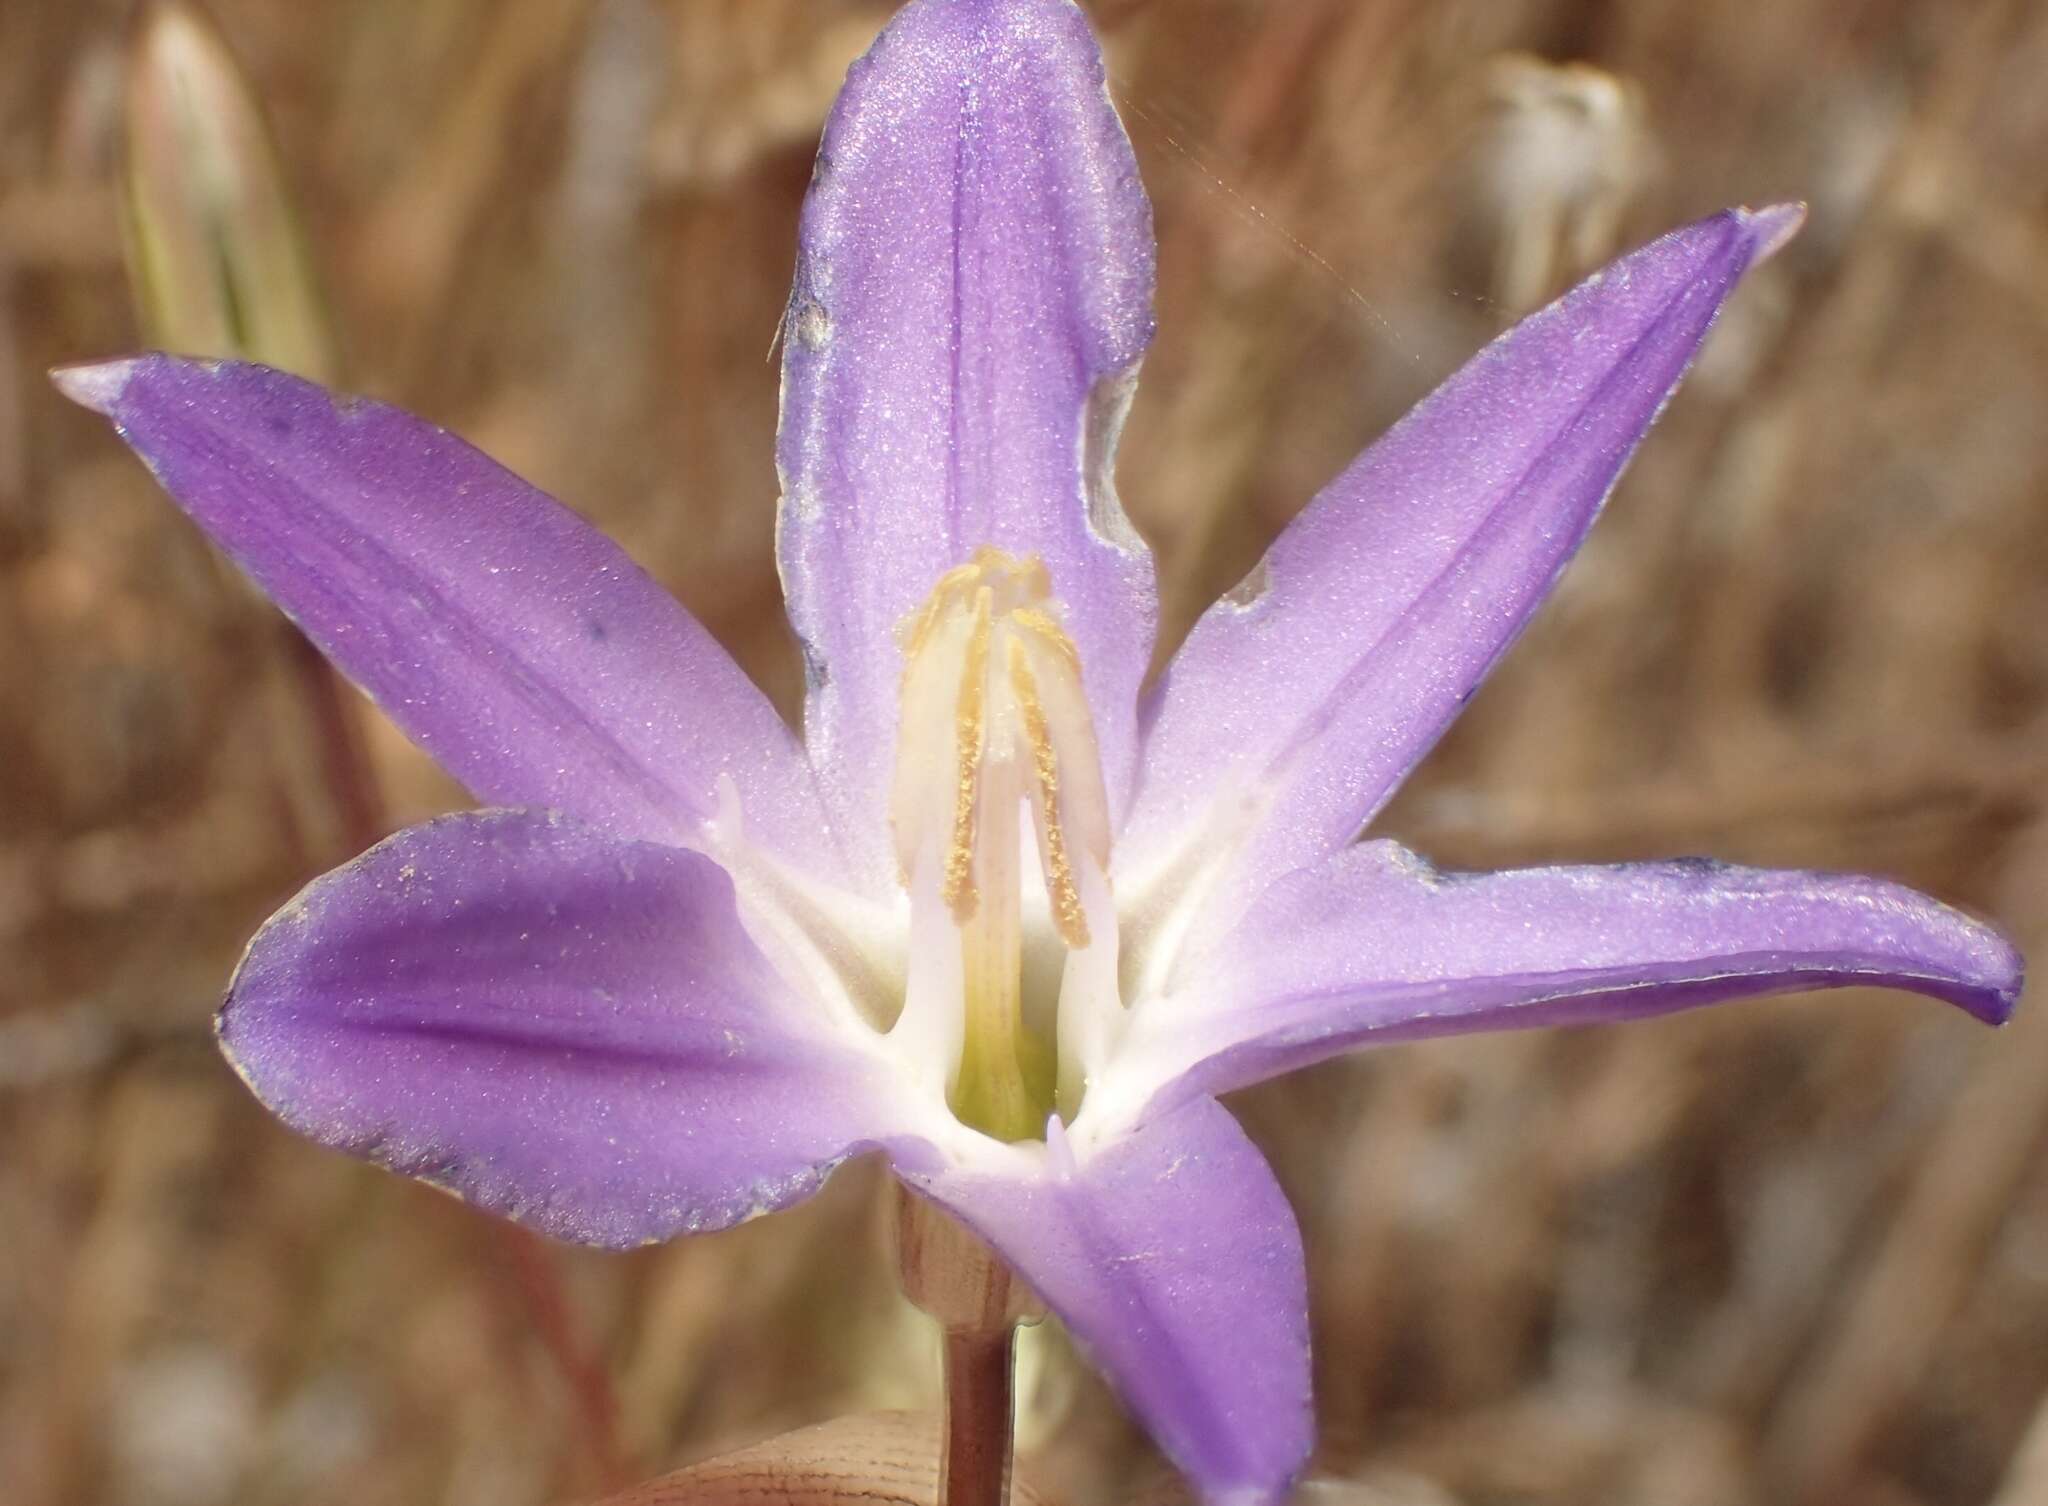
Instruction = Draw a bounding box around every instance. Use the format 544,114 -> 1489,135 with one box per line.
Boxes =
4,1 -> 2048,1503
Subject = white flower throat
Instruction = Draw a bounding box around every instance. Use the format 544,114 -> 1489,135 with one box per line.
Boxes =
891,548 -> 1116,1141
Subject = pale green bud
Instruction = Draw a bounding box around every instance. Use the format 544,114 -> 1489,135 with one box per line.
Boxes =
121,2 -> 337,380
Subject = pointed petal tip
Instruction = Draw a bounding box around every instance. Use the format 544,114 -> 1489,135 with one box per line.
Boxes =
1932,900 -> 2025,1027
1971,936 -> 2025,1027
50,356 -> 146,415
1740,201 -> 1808,265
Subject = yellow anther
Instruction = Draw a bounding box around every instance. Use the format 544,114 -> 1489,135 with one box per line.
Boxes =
941,586 -> 993,919
889,548 -> 1113,1141
1008,637 -> 1089,949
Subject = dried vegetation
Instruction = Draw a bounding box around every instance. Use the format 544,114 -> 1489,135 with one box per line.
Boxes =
2,2 -> 2047,1503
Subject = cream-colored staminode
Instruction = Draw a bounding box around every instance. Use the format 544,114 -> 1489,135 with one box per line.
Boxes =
892,548 -> 1113,1142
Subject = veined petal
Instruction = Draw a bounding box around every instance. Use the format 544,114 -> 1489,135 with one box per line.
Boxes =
902,1100 -> 1311,1506
220,809 -> 902,1248
1095,841 -> 2021,1128
55,355 -> 835,868
1121,207 -> 1802,943
777,0 -> 1158,887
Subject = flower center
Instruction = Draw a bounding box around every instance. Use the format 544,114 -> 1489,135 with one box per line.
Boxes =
891,547 -> 1113,1141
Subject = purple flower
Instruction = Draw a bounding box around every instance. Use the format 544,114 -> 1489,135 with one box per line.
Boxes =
56,1 -> 2019,1501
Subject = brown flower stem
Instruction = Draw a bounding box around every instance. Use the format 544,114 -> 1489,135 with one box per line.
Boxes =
941,1326 -> 1017,1506
896,1187 -> 1038,1506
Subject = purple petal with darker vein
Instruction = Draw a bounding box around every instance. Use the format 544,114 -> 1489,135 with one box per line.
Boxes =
778,0 -> 1158,887
902,1098 -> 1311,1506
219,809 -> 899,1248
1107,841 -> 2021,1122
54,355 -> 835,869
1123,207 -> 1801,933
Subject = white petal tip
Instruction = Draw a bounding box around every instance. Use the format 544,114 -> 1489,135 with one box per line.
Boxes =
50,357 -> 144,415
1742,201 -> 1808,266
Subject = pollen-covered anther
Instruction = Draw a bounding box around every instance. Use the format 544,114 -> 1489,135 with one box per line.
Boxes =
891,546 -> 1111,939
1008,635 -> 1088,948
889,546 -> 1114,1142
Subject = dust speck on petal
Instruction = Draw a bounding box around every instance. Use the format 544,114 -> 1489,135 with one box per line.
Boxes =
794,302 -> 832,351
1221,557 -> 1272,611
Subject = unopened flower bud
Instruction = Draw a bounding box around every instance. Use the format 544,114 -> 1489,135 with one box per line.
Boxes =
121,2 -> 337,379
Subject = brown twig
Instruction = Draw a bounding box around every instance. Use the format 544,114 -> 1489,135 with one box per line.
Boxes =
275,627 -> 384,852
494,1223 -> 631,1493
